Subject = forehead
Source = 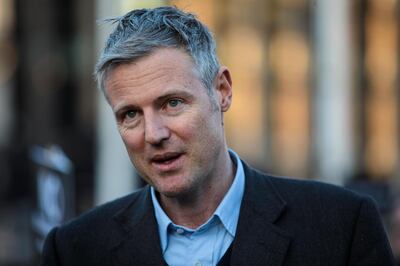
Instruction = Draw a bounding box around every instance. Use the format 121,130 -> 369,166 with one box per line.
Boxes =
107,48 -> 198,85
104,48 -> 205,107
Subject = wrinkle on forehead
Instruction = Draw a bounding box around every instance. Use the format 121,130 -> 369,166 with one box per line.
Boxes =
107,65 -> 178,91
105,48 -> 200,97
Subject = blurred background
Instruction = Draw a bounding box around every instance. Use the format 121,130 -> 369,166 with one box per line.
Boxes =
0,0 -> 399,264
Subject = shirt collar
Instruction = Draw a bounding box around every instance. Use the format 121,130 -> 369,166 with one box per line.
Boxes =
151,186 -> 171,253
213,149 -> 245,237
151,149 -> 245,253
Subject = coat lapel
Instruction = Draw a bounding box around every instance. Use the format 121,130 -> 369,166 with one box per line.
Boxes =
110,187 -> 166,266
230,162 -> 292,266
106,162 -> 291,266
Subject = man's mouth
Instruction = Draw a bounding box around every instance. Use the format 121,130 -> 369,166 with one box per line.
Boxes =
150,152 -> 184,172
152,152 -> 182,163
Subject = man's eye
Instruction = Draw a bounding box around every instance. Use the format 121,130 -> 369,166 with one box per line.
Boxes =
167,99 -> 183,108
125,110 -> 137,119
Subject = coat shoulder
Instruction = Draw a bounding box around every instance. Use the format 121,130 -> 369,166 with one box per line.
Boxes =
275,174 -> 362,197
262,171 -> 368,208
243,165 -> 395,264
244,163 -> 375,219
54,186 -> 150,244
41,187 -> 152,265
70,187 -> 146,225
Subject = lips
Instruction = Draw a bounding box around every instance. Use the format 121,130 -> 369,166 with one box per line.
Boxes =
150,152 -> 184,172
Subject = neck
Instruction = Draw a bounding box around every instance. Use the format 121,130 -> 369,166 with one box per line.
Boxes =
158,148 -> 236,229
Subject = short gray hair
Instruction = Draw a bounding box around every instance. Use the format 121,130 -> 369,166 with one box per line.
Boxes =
95,6 -> 220,96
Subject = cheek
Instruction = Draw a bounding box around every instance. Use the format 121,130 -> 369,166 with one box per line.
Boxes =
170,113 -> 205,141
177,112 -> 221,146
119,128 -> 144,153
120,130 -> 148,175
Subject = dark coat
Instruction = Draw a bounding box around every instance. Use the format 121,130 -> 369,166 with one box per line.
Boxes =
41,161 -> 395,265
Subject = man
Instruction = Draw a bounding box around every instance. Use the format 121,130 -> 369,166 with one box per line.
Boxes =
41,6 -> 395,266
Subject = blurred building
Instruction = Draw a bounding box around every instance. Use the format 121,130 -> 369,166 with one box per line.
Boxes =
0,0 -> 398,264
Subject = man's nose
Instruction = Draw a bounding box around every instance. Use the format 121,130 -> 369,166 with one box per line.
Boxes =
144,114 -> 170,145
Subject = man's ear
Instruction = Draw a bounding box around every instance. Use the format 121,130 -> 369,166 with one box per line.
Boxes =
215,66 -> 233,112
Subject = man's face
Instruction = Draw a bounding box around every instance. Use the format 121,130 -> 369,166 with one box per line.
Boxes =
105,48 -> 232,198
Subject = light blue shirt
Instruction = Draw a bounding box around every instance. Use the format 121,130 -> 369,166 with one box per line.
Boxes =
151,149 -> 245,266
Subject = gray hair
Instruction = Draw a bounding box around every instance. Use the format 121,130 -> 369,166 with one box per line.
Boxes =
95,6 -> 220,97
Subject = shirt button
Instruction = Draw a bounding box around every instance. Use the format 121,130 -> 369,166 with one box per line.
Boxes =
176,228 -> 184,234
194,262 -> 201,266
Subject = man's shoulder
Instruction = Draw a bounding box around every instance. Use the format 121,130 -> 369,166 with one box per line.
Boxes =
56,186 -> 150,237
238,165 -> 394,264
41,186 -> 154,264
245,163 -> 370,209
269,173 -> 363,200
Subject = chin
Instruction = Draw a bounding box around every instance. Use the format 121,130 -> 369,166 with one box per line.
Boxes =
155,183 -> 193,199
157,188 -> 185,198
158,191 -> 180,198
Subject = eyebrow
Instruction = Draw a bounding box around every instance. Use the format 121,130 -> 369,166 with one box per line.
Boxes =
113,89 -> 195,115
154,90 -> 194,106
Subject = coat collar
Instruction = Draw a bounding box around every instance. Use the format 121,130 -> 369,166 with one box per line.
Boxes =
110,160 -> 291,265
110,186 -> 166,265
230,161 -> 291,266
